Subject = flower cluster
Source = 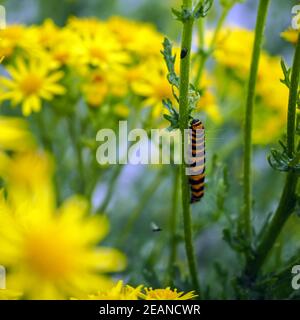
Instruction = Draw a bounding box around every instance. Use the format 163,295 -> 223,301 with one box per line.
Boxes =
212,27 -> 290,144
0,17 -> 221,123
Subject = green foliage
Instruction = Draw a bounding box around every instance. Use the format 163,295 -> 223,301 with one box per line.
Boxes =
163,99 -> 180,131
194,0 -> 214,19
280,58 -> 292,89
161,37 -> 201,130
171,7 -> 193,22
161,38 -> 180,89
268,140 -> 300,173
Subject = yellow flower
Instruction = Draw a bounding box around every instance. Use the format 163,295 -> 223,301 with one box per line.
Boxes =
69,20 -> 130,71
0,57 -> 66,116
0,289 -> 22,300
86,281 -> 142,300
140,287 -> 197,300
113,104 -> 130,118
0,116 -> 35,151
213,27 -> 254,77
281,28 -> 299,44
107,16 -> 163,58
0,25 -> 32,59
196,73 -> 222,123
132,59 -> 175,118
82,71 -> 110,107
0,152 -> 126,299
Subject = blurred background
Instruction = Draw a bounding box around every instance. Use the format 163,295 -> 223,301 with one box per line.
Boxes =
1,0 -> 296,55
0,0 -> 299,299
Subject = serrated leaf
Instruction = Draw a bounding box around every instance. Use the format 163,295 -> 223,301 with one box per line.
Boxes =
194,0 -> 214,19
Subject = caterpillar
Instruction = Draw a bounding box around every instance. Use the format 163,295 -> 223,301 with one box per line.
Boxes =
188,119 -> 205,203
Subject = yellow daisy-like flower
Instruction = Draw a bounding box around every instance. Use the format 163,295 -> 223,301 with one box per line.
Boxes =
86,281 -> 142,300
74,28 -> 130,71
0,116 -> 35,151
107,16 -> 163,58
0,152 -> 126,300
0,289 -> 22,300
0,57 -> 66,116
212,27 -> 255,77
140,287 -> 197,300
132,59 -> 175,118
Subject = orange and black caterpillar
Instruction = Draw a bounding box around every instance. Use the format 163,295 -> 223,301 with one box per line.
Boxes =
189,119 -> 205,203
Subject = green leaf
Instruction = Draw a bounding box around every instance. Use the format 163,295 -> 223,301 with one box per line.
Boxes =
280,58 -> 291,89
171,6 -> 192,22
162,99 -> 179,131
160,37 -> 180,89
268,140 -> 300,172
194,0 -> 214,19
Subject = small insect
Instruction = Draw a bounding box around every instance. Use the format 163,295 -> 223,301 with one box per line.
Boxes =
180,48 -> 188,59
188,118 -> 205,203
151,222 -> 162,232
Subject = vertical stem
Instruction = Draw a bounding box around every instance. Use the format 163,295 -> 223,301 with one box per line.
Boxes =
116,170 -> 164,246
165,166 -> 180,286
67,115 -> 85,194
96,164 -> 124,213
36,111 -> 62,203
287,33 -> 300,157
245,33 -> 300,278
242,0 -> 270,243
179,0 -> 201,293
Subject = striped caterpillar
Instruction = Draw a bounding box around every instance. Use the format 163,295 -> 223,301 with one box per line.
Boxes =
188,119 -> 205,203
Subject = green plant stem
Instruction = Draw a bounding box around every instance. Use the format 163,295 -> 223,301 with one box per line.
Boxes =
116,170 -> 164,246
194,4 -> 231,87
242,0 -> 270,243
36,111 -> 61,202
96,164 -> 124,213
67,116 -> 85,194
245,33 -> 300,278
165,165 -> 180,286
287,33 -> 300,156
179,0 -> 200,293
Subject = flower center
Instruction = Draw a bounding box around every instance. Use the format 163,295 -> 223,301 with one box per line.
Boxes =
89,46 -> 107,61
147,289 -> 178,299
155,80 -> 172,100
24,228 -> 73,280
20,74 -> 42,96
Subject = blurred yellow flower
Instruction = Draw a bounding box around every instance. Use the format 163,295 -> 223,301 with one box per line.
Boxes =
107,16 -> 163,58
86,281 -> 142,300
0,289 -> 22,300
139,287 -> 197,300
132,59 -> 175,118
0,58 -> 65,116
281,28 -> 299,44
71,21 -> 130,71
0,25 -> 33,59
0,117 -> 35,151
82,71 -> 109,107
213,27 -> 254,78
0,152 -> 127,299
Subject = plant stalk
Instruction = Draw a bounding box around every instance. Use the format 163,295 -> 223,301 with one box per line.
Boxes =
245,33 -> 300,278
165,165 -> 180,286
179,0 -> 201,293
242,0 -> 270,243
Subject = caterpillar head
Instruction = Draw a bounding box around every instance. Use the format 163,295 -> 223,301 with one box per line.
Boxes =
190,119 -> 203,129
